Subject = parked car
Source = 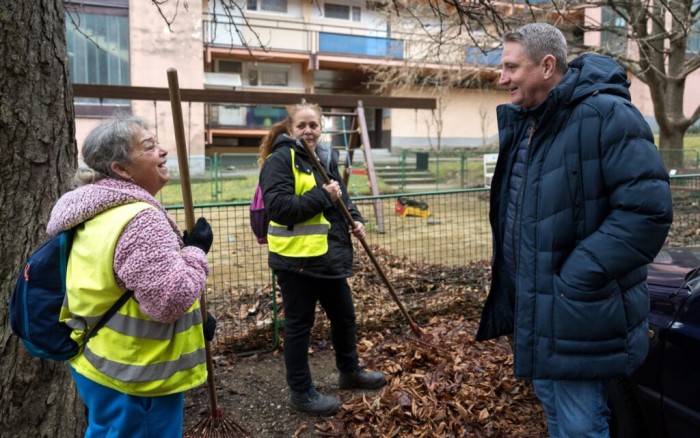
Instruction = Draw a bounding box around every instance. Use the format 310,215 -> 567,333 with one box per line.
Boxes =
608,247 -> 700,438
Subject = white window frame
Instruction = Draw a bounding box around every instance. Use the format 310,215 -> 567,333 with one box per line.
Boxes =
323,2 -> 361,21
246,0 -> 288,13
245,63 -> 291,88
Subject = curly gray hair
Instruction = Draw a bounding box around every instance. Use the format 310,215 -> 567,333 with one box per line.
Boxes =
74,114 -> 149,186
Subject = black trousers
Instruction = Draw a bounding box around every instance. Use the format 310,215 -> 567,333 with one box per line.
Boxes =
275,270 -> 359,393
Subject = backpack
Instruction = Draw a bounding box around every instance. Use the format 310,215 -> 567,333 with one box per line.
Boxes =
249,184 -> 269,244
251,147 -> 298,244
9,228 -> 133,361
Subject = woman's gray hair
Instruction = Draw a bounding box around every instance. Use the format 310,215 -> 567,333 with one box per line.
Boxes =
504,23 -> 569,75
73,114 -> 149,187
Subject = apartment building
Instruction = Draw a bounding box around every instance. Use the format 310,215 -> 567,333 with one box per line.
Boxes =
65,1 -> 700,174
66,0 -> 513,173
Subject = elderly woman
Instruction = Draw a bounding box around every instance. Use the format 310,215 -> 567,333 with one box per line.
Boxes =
47,114 -> 214,437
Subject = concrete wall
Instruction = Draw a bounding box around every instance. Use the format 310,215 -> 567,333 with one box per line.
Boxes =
390,87 -> 509,150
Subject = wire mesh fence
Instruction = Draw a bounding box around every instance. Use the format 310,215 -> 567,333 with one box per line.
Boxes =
166,188 -> 491,355
166,175 -> 700,355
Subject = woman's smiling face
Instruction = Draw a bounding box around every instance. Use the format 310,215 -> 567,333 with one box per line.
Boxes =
123,125 -> 170,196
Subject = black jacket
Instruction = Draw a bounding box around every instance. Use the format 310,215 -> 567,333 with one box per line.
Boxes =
259,134 -> 363,278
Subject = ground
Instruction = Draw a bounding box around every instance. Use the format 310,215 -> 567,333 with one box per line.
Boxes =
184,343 -> 363,438
183,316 -> 549,438
181,187 -> 698,438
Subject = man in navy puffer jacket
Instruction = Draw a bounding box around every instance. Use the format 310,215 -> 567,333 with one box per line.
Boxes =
476,23 -> 672,437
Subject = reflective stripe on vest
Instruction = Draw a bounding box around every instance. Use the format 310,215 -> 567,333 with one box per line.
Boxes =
63,202 -> 207,396
268,148 -> 330,257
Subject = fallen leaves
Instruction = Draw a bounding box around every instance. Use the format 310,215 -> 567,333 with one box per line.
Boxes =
213,243 -> 545,436
314,317 -> 545,437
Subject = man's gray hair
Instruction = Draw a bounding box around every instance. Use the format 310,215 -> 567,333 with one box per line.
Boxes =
504,23 -> 568,75
74,114 -> 149,186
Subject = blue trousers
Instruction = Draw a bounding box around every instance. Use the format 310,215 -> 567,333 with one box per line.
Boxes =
533,379 -> 610,438
70,366 -> 184,437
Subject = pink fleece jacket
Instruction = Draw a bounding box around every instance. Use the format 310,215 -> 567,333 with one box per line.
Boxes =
47,178 -> 209,323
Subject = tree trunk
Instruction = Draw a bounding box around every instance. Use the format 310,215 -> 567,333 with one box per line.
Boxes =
0,1 -> 83,437
658,124 -> 688,170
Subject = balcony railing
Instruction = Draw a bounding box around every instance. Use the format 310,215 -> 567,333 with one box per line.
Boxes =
319,32 -> 403,59
207,103 -> 287,129
465,47 -> 502,66
203,15 -> 486,64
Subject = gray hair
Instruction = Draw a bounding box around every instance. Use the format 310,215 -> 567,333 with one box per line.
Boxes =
504,23 -> 568,75
73,114 -> 149,187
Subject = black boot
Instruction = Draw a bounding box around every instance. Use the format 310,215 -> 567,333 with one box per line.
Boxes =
339,368 -> 387,390
289,387 -> 341,416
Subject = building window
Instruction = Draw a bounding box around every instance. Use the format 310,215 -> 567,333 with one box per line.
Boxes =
216,60 -> 243,74
324,3 -> 361,21
600,6 -> 627,55
247,0 -> 287,13
65,3 -> 129,116
248,66 -> 289,87
260,70 -> 288,86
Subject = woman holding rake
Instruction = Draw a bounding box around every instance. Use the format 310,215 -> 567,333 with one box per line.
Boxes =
47,114 -> 215,437
258,102 -> 387,416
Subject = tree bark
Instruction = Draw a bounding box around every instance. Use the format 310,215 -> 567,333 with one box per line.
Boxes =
0,1 -> 83,436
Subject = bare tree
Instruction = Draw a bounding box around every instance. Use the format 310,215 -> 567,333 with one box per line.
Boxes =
0,1 -> 84,436
563,0 -> 700,154
479,98 -> 494,147
377,1 -> 700,156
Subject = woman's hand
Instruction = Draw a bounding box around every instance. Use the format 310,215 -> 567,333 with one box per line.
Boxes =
322,180 -> 342,202
350,222 -> 366,240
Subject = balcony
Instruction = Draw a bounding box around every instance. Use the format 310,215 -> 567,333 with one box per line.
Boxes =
319,32 -> 403,59
465,47 -> 502,66
207,103 -> 287,129
203,72 -> 243,90
202,15 -> 420,63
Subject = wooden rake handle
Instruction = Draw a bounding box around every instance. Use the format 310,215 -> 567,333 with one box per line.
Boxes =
166,68 -> 219,412
297,139 -> 423,338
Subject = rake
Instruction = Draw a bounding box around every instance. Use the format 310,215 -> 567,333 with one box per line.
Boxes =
167,68 -> 251,438
298,138 -> 426,340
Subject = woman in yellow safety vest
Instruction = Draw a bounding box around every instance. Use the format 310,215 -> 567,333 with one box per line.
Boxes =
46,114 -> 215,437
257,102 -> 387,416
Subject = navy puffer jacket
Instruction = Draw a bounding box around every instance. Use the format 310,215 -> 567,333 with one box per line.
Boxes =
260,134 -> 363,279
476,53 -> 673,380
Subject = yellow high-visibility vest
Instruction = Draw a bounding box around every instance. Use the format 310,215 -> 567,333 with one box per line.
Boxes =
62,202 -> 207,396
267,148 -> 330,257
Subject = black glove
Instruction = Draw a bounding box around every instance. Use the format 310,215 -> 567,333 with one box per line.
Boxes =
203,311 -> 217,341
184,217 -> 213,254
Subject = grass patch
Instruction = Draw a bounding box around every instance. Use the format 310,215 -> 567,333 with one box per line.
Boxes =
157,169 -> 391,207
157,175 -> 259,206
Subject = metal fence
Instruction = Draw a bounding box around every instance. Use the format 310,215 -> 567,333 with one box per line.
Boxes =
166,175 -> 700,355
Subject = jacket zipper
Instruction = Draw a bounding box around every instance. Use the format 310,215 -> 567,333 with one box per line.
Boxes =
510,119 -> 536,372
510,120 -> 537,268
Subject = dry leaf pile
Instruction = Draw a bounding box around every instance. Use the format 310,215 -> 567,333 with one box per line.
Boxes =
314,317 -> 545,437
218,243 -> 492,353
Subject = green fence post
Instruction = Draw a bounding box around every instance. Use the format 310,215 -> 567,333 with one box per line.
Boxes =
435,151 -> 440,191
213,153 -> 219,202
400,149 -> 408,190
